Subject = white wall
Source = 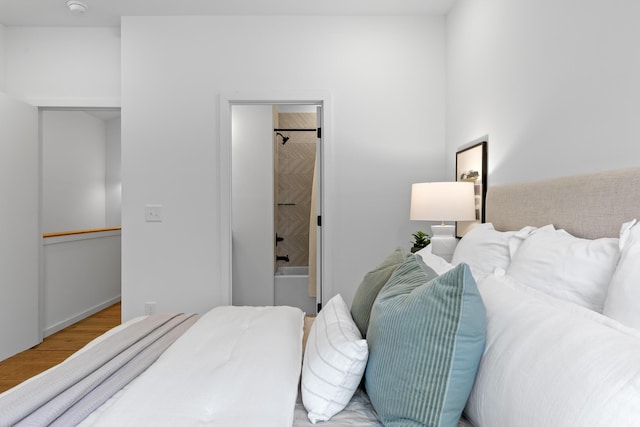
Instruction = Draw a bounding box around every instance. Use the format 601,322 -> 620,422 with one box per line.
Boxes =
0,25 -> 6,92
4,6 -> 639,323
106,116 -> 122,227
232,105 -> 275,306
446,0 -> 640,185
121,16 -> 447,319
42,110 -> 107,233
43,231 -> 121,336
4,26 -> 120,106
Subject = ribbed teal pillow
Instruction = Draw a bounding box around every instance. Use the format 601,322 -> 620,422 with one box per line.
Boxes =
365,257 -> 486,427
350,248 -> 407,337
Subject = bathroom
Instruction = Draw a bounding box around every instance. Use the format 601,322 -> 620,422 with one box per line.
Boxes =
231,104 -> 319,314
273,106 -> 318,314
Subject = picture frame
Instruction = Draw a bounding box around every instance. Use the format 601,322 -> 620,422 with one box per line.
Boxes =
456,141 -> 487,237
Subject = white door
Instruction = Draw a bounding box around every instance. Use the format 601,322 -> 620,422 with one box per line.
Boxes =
0,93 -> 40,361
231,105 -> 274,306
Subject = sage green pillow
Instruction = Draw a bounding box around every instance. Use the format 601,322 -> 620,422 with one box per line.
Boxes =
365,258 -> 486,427
350,248 -> 407,337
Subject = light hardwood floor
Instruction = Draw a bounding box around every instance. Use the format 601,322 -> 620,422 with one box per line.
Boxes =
0,302 -> 121,394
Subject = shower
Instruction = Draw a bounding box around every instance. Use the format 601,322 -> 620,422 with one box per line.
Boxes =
275,132 -> 290,145
273,110 -> 318,314
273,124 -> 318,270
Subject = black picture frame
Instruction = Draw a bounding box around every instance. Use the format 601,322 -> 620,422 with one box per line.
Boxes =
455,141 -> 487,237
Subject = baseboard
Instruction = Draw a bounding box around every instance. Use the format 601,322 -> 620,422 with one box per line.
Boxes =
44,296 -> 121,338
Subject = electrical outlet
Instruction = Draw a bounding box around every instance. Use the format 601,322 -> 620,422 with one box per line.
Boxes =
144,302 -> 157,315
145,205 -> 163,222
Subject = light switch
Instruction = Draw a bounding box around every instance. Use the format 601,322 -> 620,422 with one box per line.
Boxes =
145,204 -> 163,222
145,302 -> 157,315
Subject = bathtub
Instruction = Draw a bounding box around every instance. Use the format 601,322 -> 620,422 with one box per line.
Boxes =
274,266 -> 317,314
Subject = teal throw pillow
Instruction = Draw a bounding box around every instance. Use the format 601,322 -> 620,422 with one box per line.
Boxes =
365,258 -> 486,427
350,248 -> 407,337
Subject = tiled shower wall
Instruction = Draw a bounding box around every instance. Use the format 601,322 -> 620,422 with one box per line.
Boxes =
275,112 -> 316,268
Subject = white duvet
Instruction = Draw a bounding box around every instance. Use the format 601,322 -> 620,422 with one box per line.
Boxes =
80,305 -> 304,427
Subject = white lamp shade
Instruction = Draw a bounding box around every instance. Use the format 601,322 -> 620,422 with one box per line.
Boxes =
410,182 -> 476,222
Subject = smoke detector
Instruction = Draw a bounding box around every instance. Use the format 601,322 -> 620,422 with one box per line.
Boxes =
66,0 -> 88,15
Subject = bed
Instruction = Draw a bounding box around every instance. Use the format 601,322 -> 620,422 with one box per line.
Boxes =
2,167 -> 640,426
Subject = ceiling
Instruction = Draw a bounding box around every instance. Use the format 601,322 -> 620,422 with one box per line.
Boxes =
0,0 -> 457,27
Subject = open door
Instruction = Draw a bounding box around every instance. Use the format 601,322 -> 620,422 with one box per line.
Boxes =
231,104 -> 275,306
308,106 -> 323,311
0,93 -> 40,361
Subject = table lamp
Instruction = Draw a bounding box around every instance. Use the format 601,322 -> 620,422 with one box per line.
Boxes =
410,182 -> 476,262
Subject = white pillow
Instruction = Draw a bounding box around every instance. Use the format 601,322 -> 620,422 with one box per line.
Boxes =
506,228 -> 619,312
450,223 -> 539,277
466,274 -> 640,427
301,294 -> 368,424
415,245 -> 454,275
604,219 -> 640,329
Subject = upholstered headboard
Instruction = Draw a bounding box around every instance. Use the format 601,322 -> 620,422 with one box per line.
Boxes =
486,167 -> 640,239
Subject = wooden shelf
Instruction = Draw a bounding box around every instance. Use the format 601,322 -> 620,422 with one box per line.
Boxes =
43,227 -> 121,239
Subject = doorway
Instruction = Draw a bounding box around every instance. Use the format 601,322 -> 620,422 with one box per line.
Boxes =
40,107 -> 122,336
220,92 -> 331,314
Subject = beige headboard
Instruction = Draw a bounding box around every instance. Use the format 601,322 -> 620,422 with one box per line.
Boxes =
486,167 -> 640,239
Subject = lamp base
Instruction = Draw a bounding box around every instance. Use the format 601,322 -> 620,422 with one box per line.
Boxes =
430,224 -> 458,263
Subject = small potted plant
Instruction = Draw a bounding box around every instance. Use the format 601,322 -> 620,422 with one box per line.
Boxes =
410,230 -> 430,253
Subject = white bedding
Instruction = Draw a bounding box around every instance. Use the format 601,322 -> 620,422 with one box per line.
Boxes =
466,274 -> 640,427
292,389 -> 474,427
294,389 -> 381,427
79,305 -> 304,427
0,313 -> 199,426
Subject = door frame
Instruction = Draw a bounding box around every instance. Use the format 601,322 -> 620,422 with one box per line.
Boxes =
219,91 -> 333,309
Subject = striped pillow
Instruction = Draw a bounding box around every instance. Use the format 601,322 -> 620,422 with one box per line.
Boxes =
365,257 -> 486,427
301,294 -> 369,423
